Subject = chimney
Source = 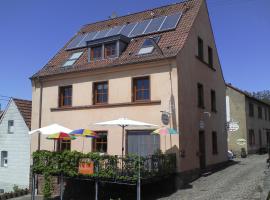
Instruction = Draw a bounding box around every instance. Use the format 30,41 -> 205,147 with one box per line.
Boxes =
109,12 -> 118,19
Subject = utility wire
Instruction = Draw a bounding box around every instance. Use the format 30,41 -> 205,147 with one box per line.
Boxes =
0,94 -> 11,99
0,98 -> 10,101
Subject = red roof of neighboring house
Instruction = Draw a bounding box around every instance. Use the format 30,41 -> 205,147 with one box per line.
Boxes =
13,98 -> 32,129
31,0 -> 202,79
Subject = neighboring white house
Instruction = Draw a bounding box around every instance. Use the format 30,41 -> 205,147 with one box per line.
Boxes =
0,98 -> 31,193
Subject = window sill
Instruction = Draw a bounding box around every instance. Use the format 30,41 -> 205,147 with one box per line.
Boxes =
198,106 -> 205,109
211,110 -> 217,114
195,56 -> 216,71
51,100 -> 161,111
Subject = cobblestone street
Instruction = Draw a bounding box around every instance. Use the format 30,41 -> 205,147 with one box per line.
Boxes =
159,154 -> 269,200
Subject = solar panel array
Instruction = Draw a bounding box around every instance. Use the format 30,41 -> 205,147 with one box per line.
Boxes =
66,12 -> 182,50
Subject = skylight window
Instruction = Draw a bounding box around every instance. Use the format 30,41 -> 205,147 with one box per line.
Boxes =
138,36 -> 160,55
63,52 -> 83,67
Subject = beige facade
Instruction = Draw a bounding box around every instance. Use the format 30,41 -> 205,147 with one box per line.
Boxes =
226,85 -> 270,155
31,0 -> 227,173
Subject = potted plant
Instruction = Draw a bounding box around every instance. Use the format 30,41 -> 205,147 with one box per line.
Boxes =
241,148 -> 247,158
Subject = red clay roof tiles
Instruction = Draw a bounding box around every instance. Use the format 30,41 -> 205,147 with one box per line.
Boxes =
13,98 -> 32,129
32,0 -> 202,79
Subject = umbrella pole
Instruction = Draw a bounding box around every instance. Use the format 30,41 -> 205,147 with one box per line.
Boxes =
82,137 -> 85,153
122,126 -> 124,158
170,134 -> 172,148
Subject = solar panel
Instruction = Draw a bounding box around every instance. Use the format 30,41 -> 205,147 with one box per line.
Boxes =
66,13 -> 182,50
120,22 -> 137,36
144,16 -> 166,34
107,25 -> 124,37
94,29 -> 111,40
81,31 -> 98,44
129,19 -> 151,37
66,34 -> 85,49
159,12 -> 182,32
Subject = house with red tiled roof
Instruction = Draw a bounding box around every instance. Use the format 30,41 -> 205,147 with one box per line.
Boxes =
0,98 -> 31,192
30,0 -> 227,177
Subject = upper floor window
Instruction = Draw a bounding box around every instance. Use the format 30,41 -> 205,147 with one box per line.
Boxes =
90,45 -> 102,61
268,108 -> 270,121
249,103 -> 254,117
212,131 -> 218,155
211,90 -> 216,112
258,106 -> 263,119
62,52 -> 83,67
1,151 -> 8,167
59,86 -> 72,107
208,46 -> 213,68
198,37 -> 204,60
138,36 -> 160,55
265,108 -> 268,120
93,81 -> 108,104
92,131 -> 108,153
197,83 -> 204,108
8,120 -> 14,134
132,76 -> 150,102
104,43 -> 117,58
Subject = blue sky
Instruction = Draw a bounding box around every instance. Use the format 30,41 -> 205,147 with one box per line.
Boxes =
0,0 -> 269,108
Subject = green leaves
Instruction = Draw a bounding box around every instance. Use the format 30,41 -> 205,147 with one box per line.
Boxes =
32,150 -> 176,184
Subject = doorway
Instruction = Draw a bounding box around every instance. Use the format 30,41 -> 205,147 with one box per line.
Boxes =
127,130 -> 160,157
199,131 -> 206,169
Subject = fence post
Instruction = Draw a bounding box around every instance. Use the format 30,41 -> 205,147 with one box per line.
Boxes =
31,173 -> 35,200
95,161 -> 99,200
137,156 -> 141,200
60,174 -> 63,200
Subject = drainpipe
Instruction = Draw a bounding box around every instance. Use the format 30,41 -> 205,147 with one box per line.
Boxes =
37,77 -> 43,150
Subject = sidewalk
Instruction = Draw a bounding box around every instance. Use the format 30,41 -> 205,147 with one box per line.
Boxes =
10,195 -> 43,200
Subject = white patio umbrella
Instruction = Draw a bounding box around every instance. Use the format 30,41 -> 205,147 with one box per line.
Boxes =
29,124 -> 73,151
95,118 -> 158,157
29,123 -> 73,135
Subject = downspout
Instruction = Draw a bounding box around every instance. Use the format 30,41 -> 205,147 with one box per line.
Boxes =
38,77 -> 43,150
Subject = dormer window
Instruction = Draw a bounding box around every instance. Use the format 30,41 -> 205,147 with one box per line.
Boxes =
62,52 -> 83,67
138,36 -> 160,55
104,42 -> 117,58
90,45 -> 102,61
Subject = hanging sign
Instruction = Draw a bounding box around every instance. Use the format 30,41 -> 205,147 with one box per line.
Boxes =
227,121 -> 240,132
199,120 -> 205,130
161,112 -> 170,125
236,138 -> 246,146
78,158 -> 94,175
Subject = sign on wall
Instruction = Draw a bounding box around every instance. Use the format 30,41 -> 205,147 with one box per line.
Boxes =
78,158 -> 94,175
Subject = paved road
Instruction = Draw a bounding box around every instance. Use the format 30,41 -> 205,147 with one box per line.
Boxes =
10,155 -> 269,200
159,154 -> 268,200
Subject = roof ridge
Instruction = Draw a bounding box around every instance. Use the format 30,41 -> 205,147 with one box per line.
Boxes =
226,83 -> 270,106
12,97 -> 32,102
80,0 -> 193,31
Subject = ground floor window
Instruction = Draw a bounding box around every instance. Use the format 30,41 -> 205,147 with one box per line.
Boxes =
212,131 -> 218,155
57,140 -> 71,152
127,130 -> 160,157
92,131 -> 108,153
1,151 -> 8,167
248,129 -> 255,146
